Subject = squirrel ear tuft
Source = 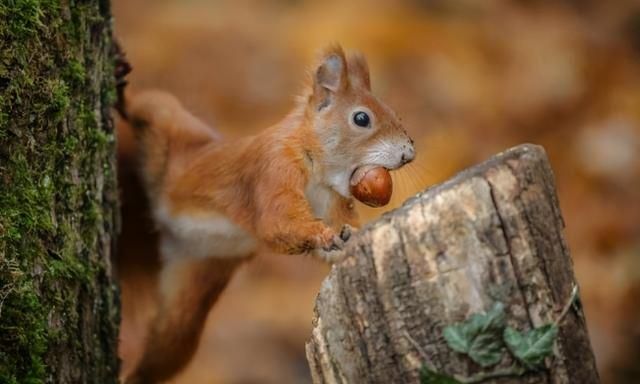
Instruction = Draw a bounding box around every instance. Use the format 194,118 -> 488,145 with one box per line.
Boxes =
315,45 -> 347,93
348,53 -> 370,90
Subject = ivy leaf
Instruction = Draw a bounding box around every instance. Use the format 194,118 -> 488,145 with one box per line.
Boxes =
468,332 -> 504,367
503,324 -> 558,368
419,366 -> 462,384
478,302 -> 507,332
443,302 -> 506,367
442,324 -> 472,353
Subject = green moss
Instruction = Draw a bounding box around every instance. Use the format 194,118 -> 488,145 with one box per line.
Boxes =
0,154 -> 56,242
46,79 -> 70,119
0,264 -> 48,384
0,0 -> 119,382
64,59 -> 86,88
63,135 -> 79,152
102,85 -> 117,108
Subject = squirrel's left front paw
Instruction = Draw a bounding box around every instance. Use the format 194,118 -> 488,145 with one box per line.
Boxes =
316,224 -> 355,263
320,224 -> 354,252
338,224 -> 353,242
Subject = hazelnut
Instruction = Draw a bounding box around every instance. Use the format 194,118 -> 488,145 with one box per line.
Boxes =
350,166 -> 392,207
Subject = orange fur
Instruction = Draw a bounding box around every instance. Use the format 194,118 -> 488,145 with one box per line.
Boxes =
120,45 -> 415,383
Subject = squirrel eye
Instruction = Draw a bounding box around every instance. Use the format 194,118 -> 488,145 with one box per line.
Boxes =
353,111 -> 370,128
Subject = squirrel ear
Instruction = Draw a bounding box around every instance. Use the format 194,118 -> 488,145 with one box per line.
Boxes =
314,45 -> 347,93
348,53 -> 370,90
312,46 -> 347,110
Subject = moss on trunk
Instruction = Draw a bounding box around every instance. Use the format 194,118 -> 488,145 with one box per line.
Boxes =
0,0 -> 119,382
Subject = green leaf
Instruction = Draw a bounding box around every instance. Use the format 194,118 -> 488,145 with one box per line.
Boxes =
419,366 -> 462,384
468,333 -> 504,367
503,324 -> 558,368
442,324 -> 471,353
479,302 -> 507,332
442,302 -> 507,367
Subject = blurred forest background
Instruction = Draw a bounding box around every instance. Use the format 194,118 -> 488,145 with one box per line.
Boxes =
113,0 -> 640,383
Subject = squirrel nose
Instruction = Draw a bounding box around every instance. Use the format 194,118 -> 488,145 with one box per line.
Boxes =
401,144 -> 415,164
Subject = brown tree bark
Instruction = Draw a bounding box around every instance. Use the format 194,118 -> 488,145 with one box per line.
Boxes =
306,144 -> 599,383
0,0 -> 119,382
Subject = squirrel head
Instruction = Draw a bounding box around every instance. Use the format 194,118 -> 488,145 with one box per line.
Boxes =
303,44 -> 415,198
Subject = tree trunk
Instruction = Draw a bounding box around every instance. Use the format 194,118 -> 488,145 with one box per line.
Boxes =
306,144 -> 599,383
0,1 -> 119,382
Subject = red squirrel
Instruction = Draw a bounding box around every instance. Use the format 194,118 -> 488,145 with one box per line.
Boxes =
117,44 -> 415,383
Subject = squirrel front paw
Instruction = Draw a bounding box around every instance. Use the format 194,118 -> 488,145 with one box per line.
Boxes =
315,224 -> 354,263
318,224 -> 353,252
262,222 -> 355,255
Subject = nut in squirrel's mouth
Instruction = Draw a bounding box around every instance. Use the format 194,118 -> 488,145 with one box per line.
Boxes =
349,164 -> 378,186
350,165 -> 388,186
348,165 -> 393,207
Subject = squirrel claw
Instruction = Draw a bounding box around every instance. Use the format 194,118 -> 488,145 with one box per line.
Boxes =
322,235 -> 344,252
320,225 -> 355,252
319,224 -> 355,255
339,224 -> 353,242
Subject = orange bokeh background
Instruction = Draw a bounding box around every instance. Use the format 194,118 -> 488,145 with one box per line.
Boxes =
113,1 -> 640,383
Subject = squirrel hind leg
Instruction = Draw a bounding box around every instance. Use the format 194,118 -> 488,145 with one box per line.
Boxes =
124,257 -> 244,384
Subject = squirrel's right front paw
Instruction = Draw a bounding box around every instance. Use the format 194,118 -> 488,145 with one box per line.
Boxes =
315,248 -> 346,263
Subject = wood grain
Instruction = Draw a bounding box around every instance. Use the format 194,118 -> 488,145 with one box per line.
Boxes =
306,144 -> 599,384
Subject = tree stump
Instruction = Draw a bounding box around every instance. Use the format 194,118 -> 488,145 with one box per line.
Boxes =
306,144 -> 599,383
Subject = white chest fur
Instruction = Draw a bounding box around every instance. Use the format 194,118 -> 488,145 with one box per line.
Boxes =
156,203 -> 257,261
305,180 -> 335,220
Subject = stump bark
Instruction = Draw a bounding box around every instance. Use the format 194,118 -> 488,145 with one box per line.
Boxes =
306,144 -> 599,383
